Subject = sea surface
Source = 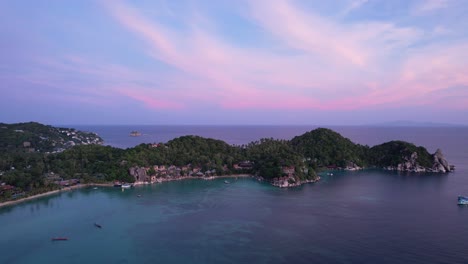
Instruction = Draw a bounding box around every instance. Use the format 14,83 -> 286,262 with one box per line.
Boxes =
1,126 -> 468,264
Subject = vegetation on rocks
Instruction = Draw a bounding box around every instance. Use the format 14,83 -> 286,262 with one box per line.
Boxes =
368,140 -> 433,168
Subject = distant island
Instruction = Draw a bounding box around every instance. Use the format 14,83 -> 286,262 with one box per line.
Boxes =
0,122 -> 454,205
130,131 -> 141,137
367,120 -> 467,127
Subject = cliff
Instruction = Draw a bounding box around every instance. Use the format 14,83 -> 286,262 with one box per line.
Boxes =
431,149 -> 454,173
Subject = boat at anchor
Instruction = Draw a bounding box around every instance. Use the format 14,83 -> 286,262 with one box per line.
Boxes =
458,196 -> 468,205
121,183 -> 132,189
51,237 -> 68,241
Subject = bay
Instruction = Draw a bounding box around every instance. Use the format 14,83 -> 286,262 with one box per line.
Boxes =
1,126 -> 468,264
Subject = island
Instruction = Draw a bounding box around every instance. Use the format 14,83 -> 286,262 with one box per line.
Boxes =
130,131 -> 141,137
0,122 -> 454,205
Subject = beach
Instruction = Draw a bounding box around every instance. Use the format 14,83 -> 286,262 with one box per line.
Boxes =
0,183 -> 106,209
0,175 -> 253,208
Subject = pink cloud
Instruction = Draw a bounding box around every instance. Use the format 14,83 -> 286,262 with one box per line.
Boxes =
11,0 -> 460,113
265,1 -> 367,66
102,1 -> 362,108
119,89 -> 185,110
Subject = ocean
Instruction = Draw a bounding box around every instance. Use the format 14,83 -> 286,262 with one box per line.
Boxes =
1,126 -> 468,263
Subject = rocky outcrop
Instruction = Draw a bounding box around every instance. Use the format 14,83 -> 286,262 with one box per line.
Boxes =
345,161 -> 362,171
432,149 -> 452,173
271,176 -> 320,188
129,167 -> 148,182
385,149 -> 453,173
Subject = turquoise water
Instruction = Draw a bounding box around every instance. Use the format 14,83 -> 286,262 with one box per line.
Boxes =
1,172 -> 468,264
2,126 -> 468,263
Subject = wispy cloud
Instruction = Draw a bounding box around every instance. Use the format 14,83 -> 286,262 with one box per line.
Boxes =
339,0 -> 369,17
119,89 -> 186,110
10,0 -> 465,112
413,0 -> 449,14
2,0 -> 468,125
99,0 -> 427,111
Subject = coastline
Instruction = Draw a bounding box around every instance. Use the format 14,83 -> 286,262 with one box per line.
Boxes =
0,174 -> 320,209
133,174 -> 253,185
0,183 -> 93,209
0,175 -> 251,208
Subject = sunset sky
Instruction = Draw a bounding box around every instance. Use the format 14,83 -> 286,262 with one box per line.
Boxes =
1,0 -> 467,125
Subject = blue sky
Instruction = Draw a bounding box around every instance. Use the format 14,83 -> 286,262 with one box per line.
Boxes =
1,0 -> 468,125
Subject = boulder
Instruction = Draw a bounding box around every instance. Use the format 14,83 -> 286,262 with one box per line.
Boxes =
432,149 -> 452,173
129,166 -> 148,182
393,149 -> 453,173
396,152 -> 422,172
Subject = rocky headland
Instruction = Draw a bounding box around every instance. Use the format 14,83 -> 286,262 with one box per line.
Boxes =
384,149 -> 454,173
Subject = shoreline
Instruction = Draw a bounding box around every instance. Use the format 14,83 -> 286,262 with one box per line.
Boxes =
133,174 -> 252,185
0,174 -> 319,208
0,175 -> 251,208
0,183 -> 93,209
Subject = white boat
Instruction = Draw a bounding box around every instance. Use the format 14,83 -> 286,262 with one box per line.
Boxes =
121,183 -> 132,189
458,196 -> 468,205
224,180 -> 230,184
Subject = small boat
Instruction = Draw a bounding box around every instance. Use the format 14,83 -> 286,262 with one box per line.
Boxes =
121,183 -> 132,189
51,237 -> 68,241
93,187 -> 98,190
458,196 -> 468,205
114,182 -> 122,187
94,223 -> 102,228
137,194 -> 141,197
224,180 -> 230,184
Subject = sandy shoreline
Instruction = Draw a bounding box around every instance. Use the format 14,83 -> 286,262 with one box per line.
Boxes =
0,175 -> 252,208
0,183 -> 94,209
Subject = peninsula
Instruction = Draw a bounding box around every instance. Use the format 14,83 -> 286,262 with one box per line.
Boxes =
0,122 -> 453,204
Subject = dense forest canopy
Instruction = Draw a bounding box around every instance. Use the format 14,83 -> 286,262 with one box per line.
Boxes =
368,141 -> 433,168
290,128 -> 368,168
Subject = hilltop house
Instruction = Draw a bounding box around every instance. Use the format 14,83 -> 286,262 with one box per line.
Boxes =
234,161 -> 253,170
282,166 -> 295,176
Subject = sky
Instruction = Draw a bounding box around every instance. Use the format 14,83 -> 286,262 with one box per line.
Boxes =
1,0 -> 468,125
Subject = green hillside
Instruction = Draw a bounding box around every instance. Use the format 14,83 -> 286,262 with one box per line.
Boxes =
0,122 -> 103,153
368,141 -> 433,168
290,128 -> 368,168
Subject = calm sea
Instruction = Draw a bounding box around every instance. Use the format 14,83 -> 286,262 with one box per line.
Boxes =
1,126 -> 468,264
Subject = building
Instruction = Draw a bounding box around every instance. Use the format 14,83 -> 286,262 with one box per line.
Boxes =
282,166 -> 295,175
